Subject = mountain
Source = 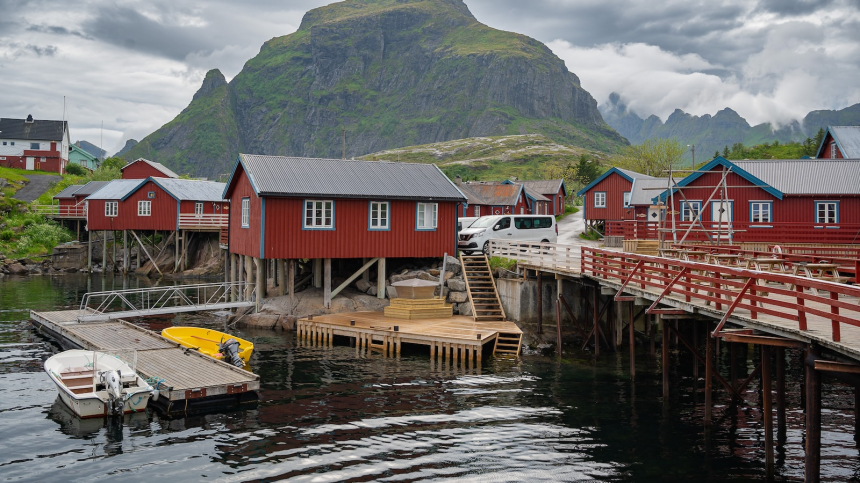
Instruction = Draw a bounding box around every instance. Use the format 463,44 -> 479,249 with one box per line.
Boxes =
114,139 -> 138,157
74,140 -> 106,159
600,94 -> 860,160
121,0 -> 626,178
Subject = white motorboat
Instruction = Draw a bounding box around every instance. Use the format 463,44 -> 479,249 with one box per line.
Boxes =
44,350 -> 155,419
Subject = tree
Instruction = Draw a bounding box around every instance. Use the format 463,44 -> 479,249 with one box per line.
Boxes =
610,138 -> 686,176
64,163 -> 87,176
723,146 -> 730,158
545,154 -> 602,195
101,157 -> 125,170
714,151 -> 720,159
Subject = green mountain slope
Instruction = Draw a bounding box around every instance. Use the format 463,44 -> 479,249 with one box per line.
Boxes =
122,0 -> 626,178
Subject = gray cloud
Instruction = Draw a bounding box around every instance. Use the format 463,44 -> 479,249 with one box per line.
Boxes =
26,24 -> 93,39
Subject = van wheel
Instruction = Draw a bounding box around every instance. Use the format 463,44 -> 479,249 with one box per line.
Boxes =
541,239 -> 549,243
482,241 -> 490,255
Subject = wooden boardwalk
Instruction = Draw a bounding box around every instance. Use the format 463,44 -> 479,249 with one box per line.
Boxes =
31,309 -> 259,415
297,311 -> 523,368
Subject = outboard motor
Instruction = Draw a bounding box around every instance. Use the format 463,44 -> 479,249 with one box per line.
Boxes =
100,370 -> 125,415
219,338 -> 243,367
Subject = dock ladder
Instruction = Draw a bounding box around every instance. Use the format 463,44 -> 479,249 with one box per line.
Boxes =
459,254 -> 522,357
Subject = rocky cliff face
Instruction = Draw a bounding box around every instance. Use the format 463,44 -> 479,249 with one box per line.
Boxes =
123,0 -> 625,178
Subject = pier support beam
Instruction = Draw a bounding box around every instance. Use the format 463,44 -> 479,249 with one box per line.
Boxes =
277,259 -> 286,296
776,347 -> 787,442
245,255 -> 254,301
705,326 -> 713,426
629,301 -> 635,380
324,258 -> 332,309
123,230 -> 128,273
805,347 -> 821,483
377,257 -> 386,299
230,253 -> 238,301
662,316 -> 669,402
288,260 -> 295,315
313,259 -> 322,288
87,231 -> 93,270
762,345 -> 774,478
537,270 -> 543,334
102,230 -> 107,271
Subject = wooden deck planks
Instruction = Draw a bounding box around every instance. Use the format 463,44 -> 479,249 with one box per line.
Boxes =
65,322 -> 175,351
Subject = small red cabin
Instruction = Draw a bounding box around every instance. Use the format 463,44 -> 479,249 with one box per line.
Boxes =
456,181 -> 529,217
121,158 -> 179,180
577,167 -> 656,224
815,126 -> 860,159
520,179 -> 567,216
52,184 -> 85,218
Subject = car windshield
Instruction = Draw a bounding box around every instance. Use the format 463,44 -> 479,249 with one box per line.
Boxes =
470,216 -> 499,228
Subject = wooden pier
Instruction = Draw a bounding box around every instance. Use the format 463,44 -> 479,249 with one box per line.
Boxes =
297,311 -> 523,369
31,309 -> 259,416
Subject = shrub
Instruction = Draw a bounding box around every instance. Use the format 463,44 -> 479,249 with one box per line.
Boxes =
0,229 -> 13,241
65,163 -> 87,176
14,221 -> 72,255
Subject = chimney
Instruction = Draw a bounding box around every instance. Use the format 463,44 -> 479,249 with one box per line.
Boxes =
25,114 -> 34,124
454,175 -> 462,185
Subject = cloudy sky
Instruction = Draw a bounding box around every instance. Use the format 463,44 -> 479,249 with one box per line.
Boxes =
1,0 -> 858,154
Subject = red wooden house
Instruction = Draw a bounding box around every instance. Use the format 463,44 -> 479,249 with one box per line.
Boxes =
816,126 -> 860,159
0,115 -> 70,174
51,184 -> 86,218
577,167 -> 656,230
121,158 -> 179,180
520,179 -> 568,215
456,180 -> 530,217
223,154 -> 466,306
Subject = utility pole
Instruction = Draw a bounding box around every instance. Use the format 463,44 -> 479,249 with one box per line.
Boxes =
687,144 -> 696,169
342,128 -> 346,160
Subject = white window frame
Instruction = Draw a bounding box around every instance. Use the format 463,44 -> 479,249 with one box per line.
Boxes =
369,201 -> 389,230
105,201 -> 118,217
750,201 -> 772,223
594,192 -> 606,208
195,202 -> 204,217
831,142 -> 838,159
680,201 -> 701,222
241,198 -> 250,228
304,199 -> 334,229
138,200 -> 151,216
623,191 -> 631,208
815,201 -> 838,224
416,202 -> 438,230
475,205 -> 480,217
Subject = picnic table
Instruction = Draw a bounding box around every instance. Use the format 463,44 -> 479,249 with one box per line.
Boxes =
744,257 -> 788,273
659,248 -> 683,258
679,250 -> 708,262
706,253 -> 743,266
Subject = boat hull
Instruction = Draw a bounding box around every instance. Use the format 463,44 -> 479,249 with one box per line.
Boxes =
161,327 -> 254,364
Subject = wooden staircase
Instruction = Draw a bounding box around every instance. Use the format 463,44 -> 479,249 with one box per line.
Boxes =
459,254 -> 521,357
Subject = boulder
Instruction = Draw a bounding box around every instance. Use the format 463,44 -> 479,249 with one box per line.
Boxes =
280,315 -> 297,331
429,269 -> 441,276
6,263 -> 27,275
434,286 -> 449,298
444,272 -> 454,281
458,302 -> 473,316
356,279 -> 371,292
390,271 -> 419,284
368,285 -> 378,296
447,291 -> 469,303
444,255 -> 462,276
446,279 -> 467,292
418,271 -> 439,283
386,285 -> 398,299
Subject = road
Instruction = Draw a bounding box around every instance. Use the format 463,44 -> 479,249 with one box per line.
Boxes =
12,174 -> 62,202
556,208 -> 601,247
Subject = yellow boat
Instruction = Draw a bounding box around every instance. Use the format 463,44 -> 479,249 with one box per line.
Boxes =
161,327 -> 253,367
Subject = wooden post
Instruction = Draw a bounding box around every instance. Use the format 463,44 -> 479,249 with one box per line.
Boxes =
377,257 -> 386,299
629,301 -> 635,380
278,259 -> 286,296
649,314 -> 656,358
255,258 -> 265,311
537,270 -> 543,334
324,258 -> 332,309
245,255 -> 254,301
805,347 -> 821,483
313,259 -> 322,288
762,345 -> 774,478
112,231 -> 116,272
592,287 -> 599,357
776,347 -> 787,442
123,230 -> 128,273
102,230 -> 107,271
693,321 -> 699,380
704,328 -> 713,425
856,387 -> 860,443
174,230 -> 179,272
230,253 -> 238,301
555,298 -> 562,357
288,260 -> 295,316
662,315 -> 669,402
87,230 -> 93,270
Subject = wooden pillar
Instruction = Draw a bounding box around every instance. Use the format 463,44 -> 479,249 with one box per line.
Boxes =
649,314 -> 656,358
324,258 -> 332,309
123,230 -> 128,273
377,258 -> 386,299
662,316 -> 669,402
288,260 -> 295,315
536,270 -> 543,334
855,387 -> 860,443
230,253 -> 238,301
556,278 -> 563,357
704,327 -> 713,426
102,230 -> 107,270
693,321 -> 699,380
313,259 -> 322,288
805,347 -> 821,483
592,287 -> 599,357
245,255 -> 254,301
174,230 -> 179,272
255,258 -> 265,311
88,230 -> 93,270
277,259 -> 286,296
629,301 -> 635,380
762,345 -> 774,478
776,347 -> 787,441
112,231 -> 116,272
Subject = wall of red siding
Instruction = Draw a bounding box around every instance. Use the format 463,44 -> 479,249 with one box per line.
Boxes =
122,162 -> 170,180
819,134 -> 844,159
583,173 -> 632,221
263,198 -> 458,259
227,169 -> 261,257
179,200 -> 228,214
86,180 -> 178,231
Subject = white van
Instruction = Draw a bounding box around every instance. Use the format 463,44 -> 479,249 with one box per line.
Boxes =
458,215 -> 557,255
457,217 -> 479,232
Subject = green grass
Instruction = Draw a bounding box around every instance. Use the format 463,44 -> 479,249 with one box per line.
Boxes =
555,205 -> 579,222
0,214 -> 72,259
488,256 -> 517,272
579,230 -> 602,241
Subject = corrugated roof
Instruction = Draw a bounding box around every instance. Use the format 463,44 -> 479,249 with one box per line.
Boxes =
629,178 -> 669,205
520,179 -> 564,195
73,181 -> 110,197
86,179 -> 145,200
522,185 -> 551,202
829,126 -> 860,158
0,117 -> 67,141
121,158 -> 179,178
616,167 -> 658,180
458,182 -> 522,206
231,155 -> 466,201
732,159 -> 860,195
53,185 -> 84,199
151,178 -> 226,202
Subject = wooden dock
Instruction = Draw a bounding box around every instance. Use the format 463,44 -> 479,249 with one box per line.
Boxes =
31,309 -> 259,416
297,311 -> 523,368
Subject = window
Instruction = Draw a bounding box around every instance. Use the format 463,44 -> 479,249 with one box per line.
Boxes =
1,142 -> 5,145
750,202 -> 772,223
40,157 -> 45,162
623,192 -> 631,208
416,202 -> 437,230
0,157 -> 5,160
594,192 -> 606,208
680,201 -> 701,222
10,142 -> 14,146
195,202 -> 204,217
241,198 -> 250,228
138,200 -> 151,216
304,200 -> 334,229
495,217 -> 511,230
831,142 -> 838,159
475,205 -> 481,217
30,142 -> 39,150
816,201 -> 838,224
369,201 -> 389,230
105,201 -> 118,217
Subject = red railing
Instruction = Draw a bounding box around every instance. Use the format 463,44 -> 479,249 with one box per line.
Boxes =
606,220 -> 860,244
34,204 -> 86,218
178,213 -> 228,229
581,247 -> 860,343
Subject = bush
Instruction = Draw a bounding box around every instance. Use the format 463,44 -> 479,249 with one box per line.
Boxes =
65,163 -> 87,176
11,221 -> 72,255
0,229 -> 13,241
488,256 -> 517,272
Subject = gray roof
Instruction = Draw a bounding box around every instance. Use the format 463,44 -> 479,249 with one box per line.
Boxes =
457,182 -> 523,206
86,179 -> 145,200
522,185 -> 551,202
152,178 -> 226,202
121,158 -> 179,178
231,155 -> 466,201
53,185 -> 84,199
732,159 -> 860,195
617,167 -> 658,180
520,179 -> 564,195
0,116 -> 67,141
829,126 -> 860,158
73,181 -> 110,197
629,178 -> 669,205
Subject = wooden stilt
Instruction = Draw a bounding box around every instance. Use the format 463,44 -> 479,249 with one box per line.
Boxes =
629,301 -> 635,380
87,230 -> 93,270
324,258 -> 332,309
805,347 -> 821,483
255,258 -> 265,311
377,258 -> 386,299
537,270 -> 543,334
855,386 -> 860,444
288,260 -> 295,315
102,230 -> 107,271
762,345 -> 774,478
593,287 -> 599,358
705,327 -> 713,426
649,314 -> 656,358
313,259 -> 322,288
245,256 -> 254,301
278,259 -> 286,296
123,230 -> 128,273
112,231 -> 116,272
662,316 -> 669,402
776,347 -> 787,442
693,321 -> 699,380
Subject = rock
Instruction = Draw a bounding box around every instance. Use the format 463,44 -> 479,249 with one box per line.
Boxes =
6,263 -> 27,275
386,285 -> 398,299
434,286 -> 449,298
444,272 -> 454,281
390,271 -> 419,284
356,279 -> 371,292
65,267 -> 78,273
446,279 -> 467,292
447,291 -> 468,303
368,285 -> 378,296
444,255 -> 462,276
280,315 -> 297,331
458,302 -> 474,317
418,271 -> 439,283
429,269 -> 441,276
237,313 -> 281,329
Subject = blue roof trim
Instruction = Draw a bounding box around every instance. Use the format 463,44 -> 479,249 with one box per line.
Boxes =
118,178 -> 155,201
222,154 -> 262,199
814,126 -> 846,159
652,157 -> 783,203
576,167 -> 634,196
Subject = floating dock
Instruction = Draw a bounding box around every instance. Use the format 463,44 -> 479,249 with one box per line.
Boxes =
31,309 -> 259,416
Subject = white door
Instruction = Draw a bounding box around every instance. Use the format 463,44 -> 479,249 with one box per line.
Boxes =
711,201 -> 733,239
25,157 -> 34,170
493,216 -> 514,240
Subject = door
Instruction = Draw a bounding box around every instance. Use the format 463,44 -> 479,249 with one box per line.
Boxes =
493,216 -> 513,241
25,157 -> 34,170
710,201 -> 733,240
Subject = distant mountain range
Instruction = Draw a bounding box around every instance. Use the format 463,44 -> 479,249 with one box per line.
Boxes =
600,93 -> 860,160
120,0 -> 626,178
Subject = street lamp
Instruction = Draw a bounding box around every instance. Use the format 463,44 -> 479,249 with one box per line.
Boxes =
686,144 -> 696,169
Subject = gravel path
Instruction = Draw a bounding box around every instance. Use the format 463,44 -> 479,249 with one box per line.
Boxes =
11,174 -> 62,202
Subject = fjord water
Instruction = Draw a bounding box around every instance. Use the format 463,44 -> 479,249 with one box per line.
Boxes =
2,274 -> 860,482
